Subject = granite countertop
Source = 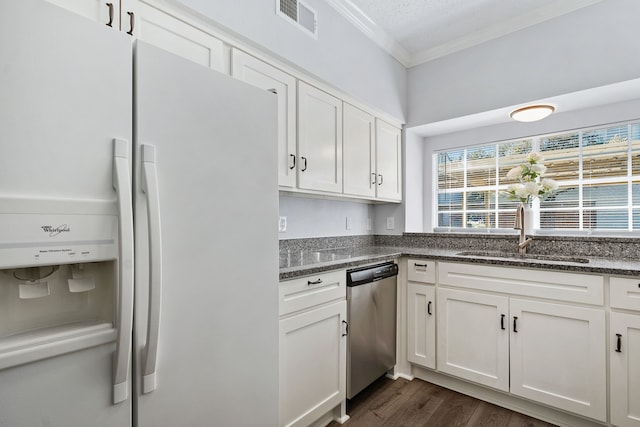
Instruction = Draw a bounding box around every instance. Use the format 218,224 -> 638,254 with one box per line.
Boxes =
279,245 -> 640,281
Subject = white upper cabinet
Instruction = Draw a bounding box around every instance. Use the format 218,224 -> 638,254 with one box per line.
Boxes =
45,0 -> 117,27
343,106 -> 402,201
127,1 -> 224,72
297,82 -> 343,194
45,0 -> 225,72
343,103 -> 375,198
375,119 -> 402,201
231,49 -> 297,188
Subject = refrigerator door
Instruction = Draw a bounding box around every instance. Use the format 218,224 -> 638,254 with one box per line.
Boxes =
0,1 -> 132,426
133,42 -> 279,426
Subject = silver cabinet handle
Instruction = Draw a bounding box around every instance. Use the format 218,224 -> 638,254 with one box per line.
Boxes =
289,154 -> 296,170
378,174 -> 383,185
371,172 -> 376,185
307,278 -> 322,285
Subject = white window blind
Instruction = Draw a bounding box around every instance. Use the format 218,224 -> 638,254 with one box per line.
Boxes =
435,121 -> 640,233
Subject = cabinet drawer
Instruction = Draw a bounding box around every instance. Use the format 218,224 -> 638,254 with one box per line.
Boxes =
610,276 -> 640,311
279,270 -> 346,316
439,262 -> 604,305
407,259 -> 436,283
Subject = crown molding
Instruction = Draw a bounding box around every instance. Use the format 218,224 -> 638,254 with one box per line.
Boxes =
324,0 -> 411,67
327,0 -> 605,69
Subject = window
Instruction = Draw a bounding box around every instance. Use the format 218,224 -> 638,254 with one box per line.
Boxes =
435,121 -> 640,233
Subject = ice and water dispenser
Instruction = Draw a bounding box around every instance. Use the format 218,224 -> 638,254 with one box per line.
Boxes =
0,200 -> 120,369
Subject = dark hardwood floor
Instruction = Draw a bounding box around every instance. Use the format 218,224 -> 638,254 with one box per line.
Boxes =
328,377 -> 557,427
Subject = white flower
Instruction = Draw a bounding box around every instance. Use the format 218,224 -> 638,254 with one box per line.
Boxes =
528,152 -> 544,163
530,164 -> 547,175
515,185 -> 529,199
524,181 -> 540,196
507,183 -> 521,192
541,178 -> 559,191
506,166 -> 522,179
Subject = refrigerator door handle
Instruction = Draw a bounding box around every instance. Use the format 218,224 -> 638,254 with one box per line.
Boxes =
112,139 -> 134,404
141,144 -> 163,394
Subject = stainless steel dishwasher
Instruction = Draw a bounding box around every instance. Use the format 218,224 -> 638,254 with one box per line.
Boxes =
346,261 -> 398,399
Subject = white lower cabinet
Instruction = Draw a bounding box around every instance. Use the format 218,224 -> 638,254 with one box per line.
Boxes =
279,270 -> 347,427
436,288 -> 606,421
509,298 -> 606,421
429,262 -> 608,423
436,288 -> 510,391
407,282 -> 436,369
279,300 -> 347,427
610,275 -> 640,427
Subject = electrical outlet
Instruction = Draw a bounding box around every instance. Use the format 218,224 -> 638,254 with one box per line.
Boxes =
346,217 -> 352,230
386,217 -> 395,230
278,216 -> 287,232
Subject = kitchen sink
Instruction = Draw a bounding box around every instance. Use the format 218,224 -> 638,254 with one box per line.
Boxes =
456,250 -> 590,264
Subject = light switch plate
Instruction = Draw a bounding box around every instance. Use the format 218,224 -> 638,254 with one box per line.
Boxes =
278,216 -> 287,232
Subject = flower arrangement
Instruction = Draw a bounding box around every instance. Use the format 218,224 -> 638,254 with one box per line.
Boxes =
504,152 -> 558,204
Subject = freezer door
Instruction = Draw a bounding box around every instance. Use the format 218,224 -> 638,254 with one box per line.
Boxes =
0,1 -> 132,426
133,42 -> 279,426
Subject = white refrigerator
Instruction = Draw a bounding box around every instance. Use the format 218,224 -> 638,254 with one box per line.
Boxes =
0,1 -> 279,426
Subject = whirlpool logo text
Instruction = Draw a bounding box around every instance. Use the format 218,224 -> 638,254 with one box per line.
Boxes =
41,225 -> 71,237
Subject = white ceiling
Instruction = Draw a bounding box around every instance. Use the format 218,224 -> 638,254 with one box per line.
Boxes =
326,0 -> 604,67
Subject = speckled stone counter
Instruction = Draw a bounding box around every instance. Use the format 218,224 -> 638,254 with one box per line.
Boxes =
279,234 -> 640,280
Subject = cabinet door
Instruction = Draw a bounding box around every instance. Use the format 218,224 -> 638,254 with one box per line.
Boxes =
125,0 -> 225,72
611,312 -> 640,427
279,301 -> 346,427
297,82 -> 343,193
375,119 -> 402,201
342,103 -> 375,198
407,283 -> 435,369
437,288 -> 509,391
232,49 -> 297,188
510,299 -> 606,422
45,0 -> 117,28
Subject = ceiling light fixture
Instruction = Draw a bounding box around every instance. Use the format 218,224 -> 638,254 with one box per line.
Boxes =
510,104 -> 555,122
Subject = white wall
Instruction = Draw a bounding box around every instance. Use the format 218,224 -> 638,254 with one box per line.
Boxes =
407,0 -> 640,127
176,0 -> 407,121
279,195 -> 374,239
420,98 -> 640,231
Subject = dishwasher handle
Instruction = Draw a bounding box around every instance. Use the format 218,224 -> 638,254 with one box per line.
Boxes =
347,262 -> 398,287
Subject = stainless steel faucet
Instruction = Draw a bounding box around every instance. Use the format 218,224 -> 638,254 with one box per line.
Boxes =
514,204 -> 533,255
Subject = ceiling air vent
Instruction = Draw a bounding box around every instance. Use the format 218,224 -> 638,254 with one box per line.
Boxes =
277,0 -> 317,38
